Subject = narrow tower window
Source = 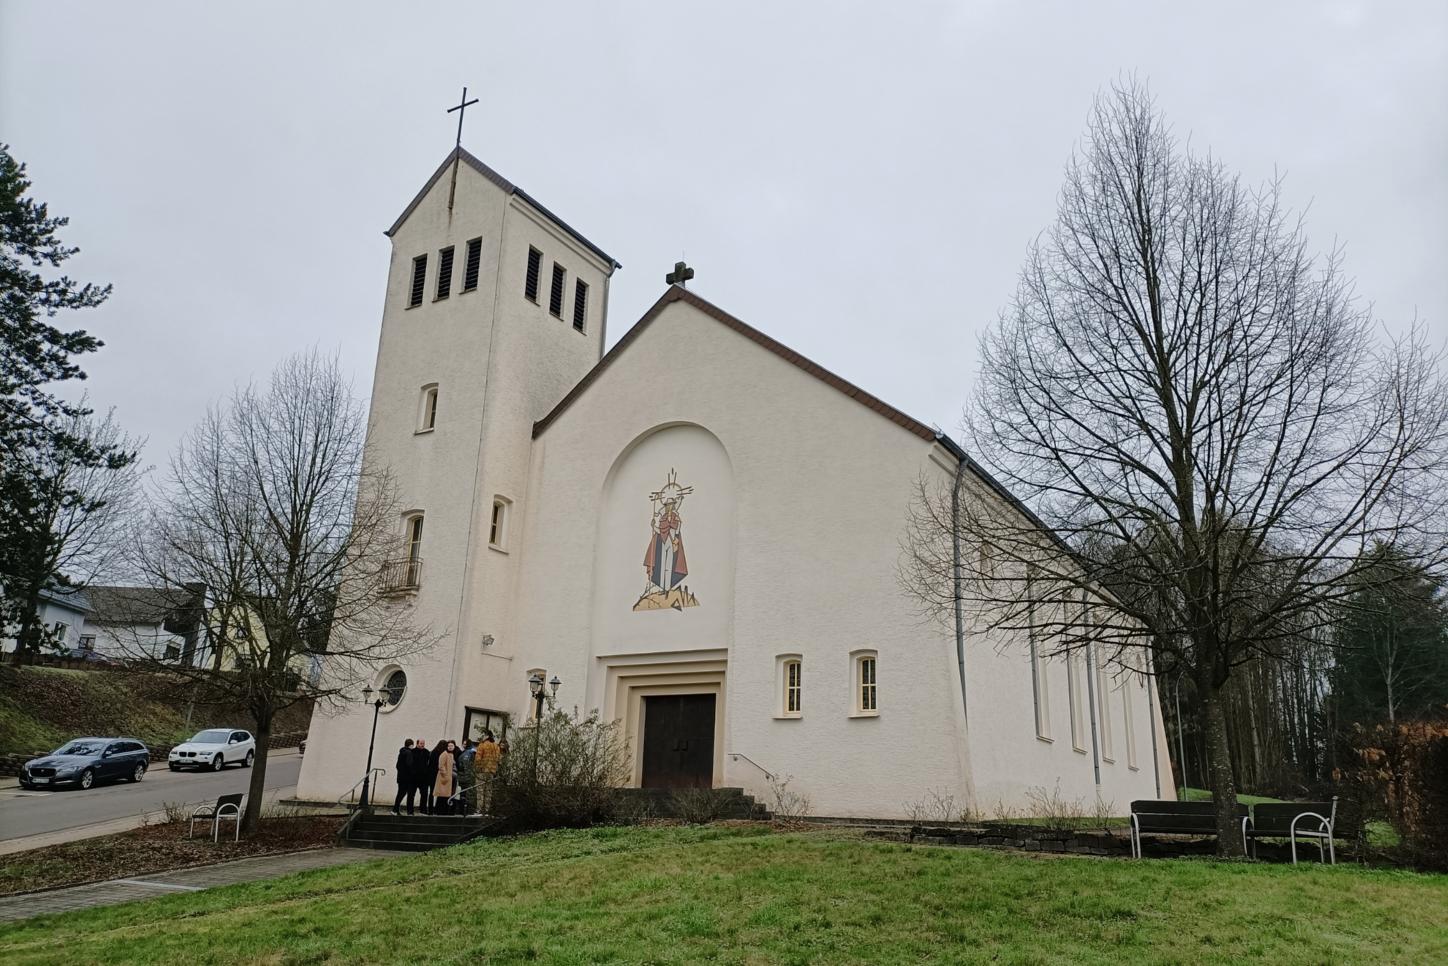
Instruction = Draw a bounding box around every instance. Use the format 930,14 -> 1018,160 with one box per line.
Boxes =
435,246 -> 454,300
419,385 -> 438,432
409,255 -> 427,308
524,247 -> 542,302
572,279 -> 589,331
489,497 -> 511,551
786,659 -> 802,715
463,237 -> 482,292
851,650 -> 879,716
549,263 -> 566,317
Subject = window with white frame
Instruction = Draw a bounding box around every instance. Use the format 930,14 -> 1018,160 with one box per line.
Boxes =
489,496 -> 511,551
851,650 -> 878,716
1067,648 -> 1086,752
776,655 -> 802,718
1096,663 -> 1114,762
418,384 -> 438,433
1027,586 -> 1051,740
1123,678 -> 1138,769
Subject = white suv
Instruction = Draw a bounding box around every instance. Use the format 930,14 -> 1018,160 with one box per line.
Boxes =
168,729 -> 256,771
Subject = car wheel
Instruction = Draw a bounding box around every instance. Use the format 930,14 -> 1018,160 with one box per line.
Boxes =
78,768 -> 94,790
211,754 -> 224,772
243,750 -> 255,768
131,763 -> 146,782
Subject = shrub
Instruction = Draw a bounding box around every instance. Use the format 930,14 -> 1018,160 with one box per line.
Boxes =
1345,719 -> 1448,869
671,786 -> 733,824
494,708 -> 630,830
766,773 -> 812,823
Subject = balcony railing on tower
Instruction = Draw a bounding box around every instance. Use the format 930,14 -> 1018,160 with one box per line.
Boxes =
382,557 -> 423,594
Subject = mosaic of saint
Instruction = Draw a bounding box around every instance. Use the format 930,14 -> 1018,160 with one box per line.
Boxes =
634,469 -> 700,611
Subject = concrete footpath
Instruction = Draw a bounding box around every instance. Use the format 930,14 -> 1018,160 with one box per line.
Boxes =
0,847 -> 378,925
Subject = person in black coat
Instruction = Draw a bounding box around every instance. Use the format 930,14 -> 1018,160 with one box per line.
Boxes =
391,738 -> 416,815
426,740 -> 447,814
412,737 -> 433,814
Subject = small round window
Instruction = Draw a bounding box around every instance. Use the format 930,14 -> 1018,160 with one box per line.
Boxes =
381,668 -> 407,707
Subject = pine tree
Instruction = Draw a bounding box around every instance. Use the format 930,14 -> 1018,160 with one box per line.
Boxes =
1,143 -> 134,661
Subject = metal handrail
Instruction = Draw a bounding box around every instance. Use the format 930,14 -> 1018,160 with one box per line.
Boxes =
338,767 -> 387,807
728,752 -> 776,782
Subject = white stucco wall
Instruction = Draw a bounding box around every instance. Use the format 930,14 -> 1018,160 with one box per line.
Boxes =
508,298 -> 972,818
296,157 -> 613,801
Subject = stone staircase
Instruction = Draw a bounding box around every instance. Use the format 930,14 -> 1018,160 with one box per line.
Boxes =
342,812 -> 501,852
613,786 -> 769,820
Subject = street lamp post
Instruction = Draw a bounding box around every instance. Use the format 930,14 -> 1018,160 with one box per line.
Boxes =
527,673 -> 561,780
358,686 -> 388,810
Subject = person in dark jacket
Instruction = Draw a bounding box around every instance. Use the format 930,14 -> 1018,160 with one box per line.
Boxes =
412,737 -> 432,814
391,738 -> 416,815
425,739 -> 446,814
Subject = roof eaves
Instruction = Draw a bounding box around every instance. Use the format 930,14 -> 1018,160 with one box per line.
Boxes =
384,149 -> 620,270
533,286 -> 939,443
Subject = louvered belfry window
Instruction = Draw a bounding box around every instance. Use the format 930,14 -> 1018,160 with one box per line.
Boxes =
573,280 -> 588,331
549,263 -> 566,317
463,238 -> 482,292
436,246 -> 454,301
524,247 -> 542,301
409,255 -> 427,308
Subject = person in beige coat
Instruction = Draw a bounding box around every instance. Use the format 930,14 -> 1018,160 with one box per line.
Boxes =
431,740 -> 454,815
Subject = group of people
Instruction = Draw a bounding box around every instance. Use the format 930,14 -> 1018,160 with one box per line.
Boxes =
392,732 -> 504,815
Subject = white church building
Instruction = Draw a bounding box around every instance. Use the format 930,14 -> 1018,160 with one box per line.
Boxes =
296,147 -> 1171,817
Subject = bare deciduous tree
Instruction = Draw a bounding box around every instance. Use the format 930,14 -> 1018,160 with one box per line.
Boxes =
2,406 -> 141,664
903,80 -> 1448,854
130,350 -> 437,833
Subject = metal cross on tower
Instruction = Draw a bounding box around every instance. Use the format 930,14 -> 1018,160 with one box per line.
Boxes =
447,86 -> 479,149
445,86 -> 479,213
666,261 -> 695,287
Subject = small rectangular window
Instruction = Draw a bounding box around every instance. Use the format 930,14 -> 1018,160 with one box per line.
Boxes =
463,238 -> 482,292
409,255 -> 427,308
524,247 -> 542,302
489,497 -> 510,551
420,386 -> 438,432
786,660 -> 802,714
859,657 -> 877,712
573,279 -> 588,331
549,263 -> 565,317
436,246 -> 454,300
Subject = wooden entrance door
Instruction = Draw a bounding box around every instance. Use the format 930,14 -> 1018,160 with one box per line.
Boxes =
640,693 -> 716,788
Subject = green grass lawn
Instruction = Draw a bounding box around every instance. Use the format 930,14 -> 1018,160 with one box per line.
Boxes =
1,826 -> 1444,964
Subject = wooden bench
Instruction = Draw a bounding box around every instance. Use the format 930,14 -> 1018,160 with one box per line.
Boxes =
1129,800 -> 1248,858
1247,798 -> 1338,865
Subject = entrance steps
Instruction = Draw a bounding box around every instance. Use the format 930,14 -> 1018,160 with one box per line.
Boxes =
342,812 -> 501,852
613,786 -> 769,820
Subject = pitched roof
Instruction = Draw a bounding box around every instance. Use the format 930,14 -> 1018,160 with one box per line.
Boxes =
385,147 -> 621,270
530,284 -> 1068,550
85,586 -> 195,626
533,285 -> 941,442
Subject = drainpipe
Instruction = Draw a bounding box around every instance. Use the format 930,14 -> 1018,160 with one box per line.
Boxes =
1085,641 -> 1102,787
1147,669 -> 1162,798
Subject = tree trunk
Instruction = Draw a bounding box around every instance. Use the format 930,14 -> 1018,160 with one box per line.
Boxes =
1198,680 -> 1245,856
241,714 -> 272,834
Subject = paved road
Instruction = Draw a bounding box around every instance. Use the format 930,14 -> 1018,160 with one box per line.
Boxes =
0,751 -> 304,842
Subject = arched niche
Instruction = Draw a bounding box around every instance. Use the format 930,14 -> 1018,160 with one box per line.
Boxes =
591,423 -> 736,657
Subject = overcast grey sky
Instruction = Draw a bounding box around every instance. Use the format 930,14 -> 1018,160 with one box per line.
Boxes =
3,1 -> 1445,471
